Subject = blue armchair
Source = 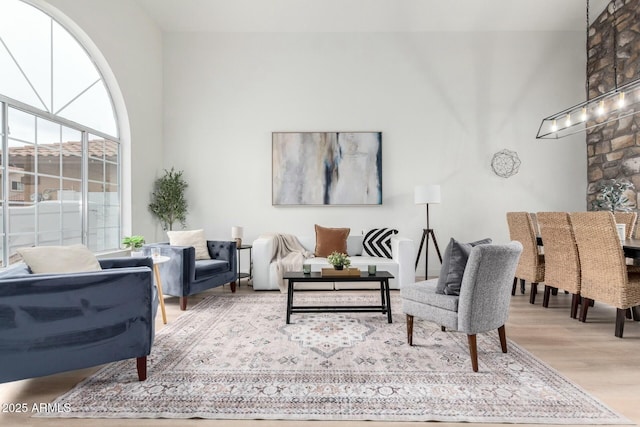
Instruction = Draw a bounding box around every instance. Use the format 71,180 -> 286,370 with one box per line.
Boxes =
143,240 -> 237,310
0,257 -> 158,383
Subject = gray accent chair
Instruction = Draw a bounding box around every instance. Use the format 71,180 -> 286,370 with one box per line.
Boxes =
143,240 -> 237,310
401,242 -> 523,372
0,257 -> 158,383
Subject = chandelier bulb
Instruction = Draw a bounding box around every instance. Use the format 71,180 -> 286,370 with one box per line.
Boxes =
618,92 -> 625,108
597,100 -> 605,116
564,114 -> 571,127
580,107 -> 587,122
551,119 -> 558,132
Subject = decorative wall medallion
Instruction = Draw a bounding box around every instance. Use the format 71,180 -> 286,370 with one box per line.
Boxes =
491,149 -> 521,178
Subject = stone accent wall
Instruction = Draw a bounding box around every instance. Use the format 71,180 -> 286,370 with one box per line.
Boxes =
586,0 -> 640,208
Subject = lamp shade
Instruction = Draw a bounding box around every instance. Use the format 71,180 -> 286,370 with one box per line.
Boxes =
231,226 -> 244,239
414,185 -> 441,204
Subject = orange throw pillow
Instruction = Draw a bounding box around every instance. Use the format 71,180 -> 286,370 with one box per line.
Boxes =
314,224 -> 350,257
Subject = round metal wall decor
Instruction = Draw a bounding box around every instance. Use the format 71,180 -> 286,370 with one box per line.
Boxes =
491,149 -> 521,178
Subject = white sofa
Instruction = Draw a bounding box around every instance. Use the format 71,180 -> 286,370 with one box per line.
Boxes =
252,234 -> 415,290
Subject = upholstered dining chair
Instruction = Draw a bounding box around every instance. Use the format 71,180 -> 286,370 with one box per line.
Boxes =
570,211 -> 640,338
613,211 -> 637,239
401,242 -> 523,372
536,212 -> 581,317
506,212 -> 545,303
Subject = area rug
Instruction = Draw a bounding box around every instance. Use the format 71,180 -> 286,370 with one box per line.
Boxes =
39,293 -> 629,424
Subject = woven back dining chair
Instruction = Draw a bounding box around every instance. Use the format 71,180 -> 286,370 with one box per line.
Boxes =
613,211 -> 637,239
506,212 -> 545,303
536,212 -> 581,317
570,211 -> 640,338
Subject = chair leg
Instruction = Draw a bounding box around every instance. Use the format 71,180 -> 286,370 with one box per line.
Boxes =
406,314 -> 414,346
511,277 -> 517,296
579,297 -> 592,322
520,278 -> 525,294
441,325 -> 446,332
632,306 -> 640,320
570,294 -> 580,319
180,296 -> 188,311
626,308 -> 632,319
529,282 -> 538,304
542,285 -> 552,308
467,334 -> 479,372
551,288 -> 559,296
136,356 -> 147,381
230,281 -> 237,293
498,325 -> 508,353
615,308 -> 626,338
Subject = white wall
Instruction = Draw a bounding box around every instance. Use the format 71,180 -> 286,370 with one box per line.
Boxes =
41,0 -> 164,242
19,3 -> 589,276
163,30 -> 587,277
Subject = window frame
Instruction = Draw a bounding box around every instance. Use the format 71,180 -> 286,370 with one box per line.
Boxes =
0,0 -> 123,266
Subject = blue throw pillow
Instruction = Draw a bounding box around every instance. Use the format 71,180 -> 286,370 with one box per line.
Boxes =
0,262 -> 32,279
436,238 -> 492,295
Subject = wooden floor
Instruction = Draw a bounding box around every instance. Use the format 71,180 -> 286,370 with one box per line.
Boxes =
1,280 -> 640,427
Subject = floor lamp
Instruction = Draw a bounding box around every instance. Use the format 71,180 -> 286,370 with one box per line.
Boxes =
414,185 -> 443,278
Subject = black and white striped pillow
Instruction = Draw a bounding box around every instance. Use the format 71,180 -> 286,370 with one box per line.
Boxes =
363,228 -> 399,258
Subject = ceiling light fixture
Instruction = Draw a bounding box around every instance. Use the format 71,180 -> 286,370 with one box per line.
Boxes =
536,0 -> 640,139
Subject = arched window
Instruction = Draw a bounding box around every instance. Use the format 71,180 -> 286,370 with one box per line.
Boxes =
0,0 -> 121,265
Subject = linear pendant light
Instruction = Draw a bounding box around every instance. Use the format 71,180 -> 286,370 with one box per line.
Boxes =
536,0 -> 640,139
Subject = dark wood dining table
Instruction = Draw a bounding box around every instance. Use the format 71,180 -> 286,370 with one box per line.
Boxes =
537,236 -> 640,259
622,238 -> 640,259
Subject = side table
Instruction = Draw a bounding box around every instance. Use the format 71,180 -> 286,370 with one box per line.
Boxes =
237,244 -> 252,285
152,255 -> 170,324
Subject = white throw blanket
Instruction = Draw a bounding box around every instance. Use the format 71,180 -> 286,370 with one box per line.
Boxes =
263,233 -> 313,293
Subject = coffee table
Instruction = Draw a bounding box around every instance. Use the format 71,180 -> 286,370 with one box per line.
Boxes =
283,270 -> 394,324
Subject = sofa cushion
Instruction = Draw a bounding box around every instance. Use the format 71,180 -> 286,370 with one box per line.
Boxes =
363,228 -> 398,258
346,255 -> 394,265
16,244 -> 102,274
314,225 -> 350,257
436,238 -> 491,296
168,229 -> 211,260
194,259 -> 229,280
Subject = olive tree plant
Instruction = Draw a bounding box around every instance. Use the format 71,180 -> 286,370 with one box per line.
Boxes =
148,167 -> 188,231
591,178 -> 635,212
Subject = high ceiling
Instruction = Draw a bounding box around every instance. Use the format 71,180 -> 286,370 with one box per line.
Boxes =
133,0 -> 610,33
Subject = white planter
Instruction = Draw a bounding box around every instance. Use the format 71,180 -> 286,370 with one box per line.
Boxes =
131,250 -> 144,257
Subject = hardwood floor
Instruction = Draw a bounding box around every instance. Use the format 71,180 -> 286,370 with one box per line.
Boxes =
1,280 -> 639,427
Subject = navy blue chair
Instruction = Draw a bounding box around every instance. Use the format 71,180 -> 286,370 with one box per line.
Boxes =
0,257 -> 157,383
143,240 -> 237,310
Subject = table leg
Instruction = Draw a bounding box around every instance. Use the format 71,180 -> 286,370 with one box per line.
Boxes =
153,264 -> 167,324
384,279 -> 392,323
237,248 -> 241,286
286,279 -> 294,324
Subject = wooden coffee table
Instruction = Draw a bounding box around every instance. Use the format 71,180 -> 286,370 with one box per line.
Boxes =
283,270 -> 394,324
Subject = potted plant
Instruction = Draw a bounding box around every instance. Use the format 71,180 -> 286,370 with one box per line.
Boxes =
148,167 -> 188,231
327,251 -> 351,270
122,235 -> 145,256
591,178 -> 635,212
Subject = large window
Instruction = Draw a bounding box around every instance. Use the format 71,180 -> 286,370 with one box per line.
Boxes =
0,0 -> 120,265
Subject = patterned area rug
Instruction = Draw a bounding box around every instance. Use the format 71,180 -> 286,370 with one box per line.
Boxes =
39,293 -> 629,423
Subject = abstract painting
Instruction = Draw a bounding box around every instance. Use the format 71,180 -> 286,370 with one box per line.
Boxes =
272,132 -> 382,205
